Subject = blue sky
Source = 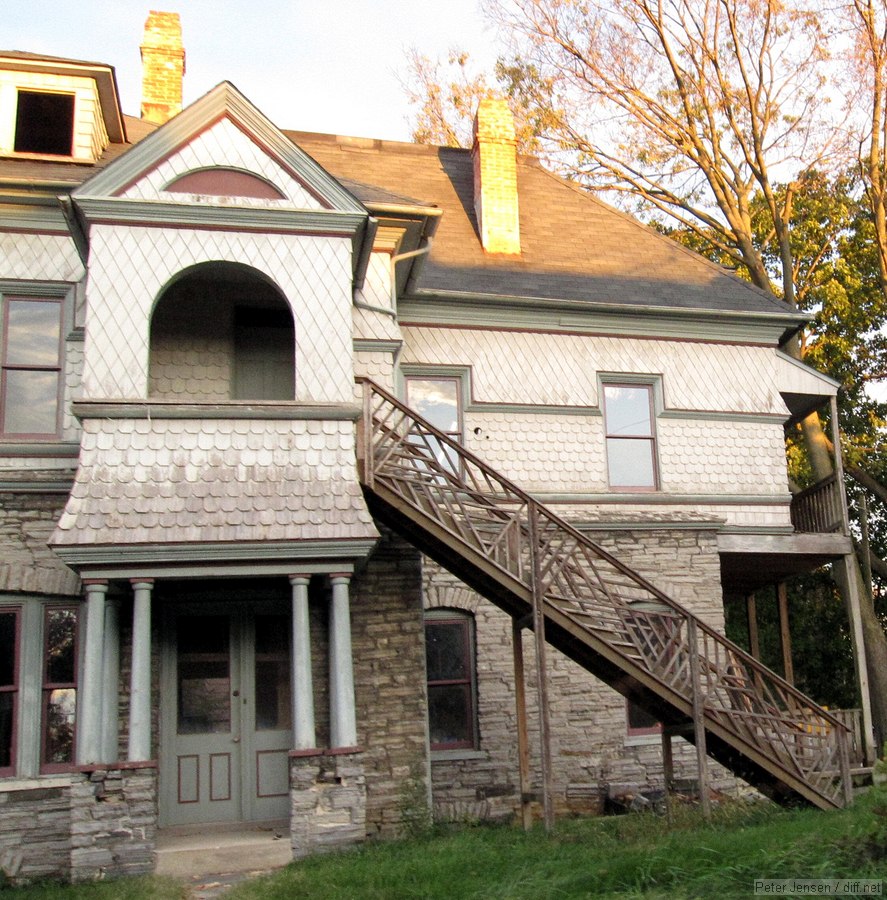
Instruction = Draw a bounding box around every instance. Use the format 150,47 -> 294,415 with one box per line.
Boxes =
5,0 -> 498,140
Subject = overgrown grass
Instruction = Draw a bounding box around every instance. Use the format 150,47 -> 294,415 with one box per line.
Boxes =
227,791 -> 887,900
5,791 -> 887,898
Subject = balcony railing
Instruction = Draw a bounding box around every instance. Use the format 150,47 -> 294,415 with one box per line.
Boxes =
790,474 -> 845,534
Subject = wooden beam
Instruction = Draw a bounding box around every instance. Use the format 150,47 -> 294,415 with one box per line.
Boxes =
512,618 -> 533,831
746,593 -> 761,661
661,729 -> 674,825
529,503 -> 555,834
686,618 -> 712,820
777,582 -> 794,686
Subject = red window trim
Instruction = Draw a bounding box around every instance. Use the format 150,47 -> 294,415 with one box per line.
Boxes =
0,607 -> 21,777
426,615 -> 477,752
0,296 -> 64,441
40,604 -> 79,774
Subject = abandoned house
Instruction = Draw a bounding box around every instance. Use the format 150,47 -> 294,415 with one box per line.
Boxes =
0,11 -> 872,884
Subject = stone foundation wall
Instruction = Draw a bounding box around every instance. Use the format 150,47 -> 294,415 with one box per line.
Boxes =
0,764 -> 156,886
290,751 -> 366,858
351,530 -> 429,837
424,526 -> 740,822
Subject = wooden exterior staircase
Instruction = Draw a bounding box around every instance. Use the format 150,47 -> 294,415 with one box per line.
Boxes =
357,379 -> 853,810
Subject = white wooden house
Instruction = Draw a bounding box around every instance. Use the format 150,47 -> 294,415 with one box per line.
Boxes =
0,13 -> 866,883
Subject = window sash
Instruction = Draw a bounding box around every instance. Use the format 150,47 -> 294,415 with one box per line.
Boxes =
41,606 -> 78,772
1,297 -> 63,439
603,383 -> 659,490
426,616 -> 477,751
0,608 -> 21,777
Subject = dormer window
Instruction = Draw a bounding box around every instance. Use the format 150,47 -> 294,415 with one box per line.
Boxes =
14,90 -> 75,156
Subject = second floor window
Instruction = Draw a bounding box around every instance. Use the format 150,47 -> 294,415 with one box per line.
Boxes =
602,383 -> 658,490
1,297 -> 63,439
405,375 -> 463,474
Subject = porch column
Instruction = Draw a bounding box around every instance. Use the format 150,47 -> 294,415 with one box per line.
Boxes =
78,579 -> 107,764
329,574 -> 357,748
101,598 -> 120,762
128,579 -> 153,762
289,575 -> 316,750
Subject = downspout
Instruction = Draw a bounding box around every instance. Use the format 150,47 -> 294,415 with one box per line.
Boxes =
352,238 -> 434,320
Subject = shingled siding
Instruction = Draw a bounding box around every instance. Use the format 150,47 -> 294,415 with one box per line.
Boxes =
350,530 -> 429,836
425,527 -> 738,822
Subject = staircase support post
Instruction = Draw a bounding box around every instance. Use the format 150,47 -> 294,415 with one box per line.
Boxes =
529,503 -> 555,833
838,725 -> 853,808
686,618 -> 712,819
776,582 -> 794,686
512,618 -> 533,830
661,728 -> 674,824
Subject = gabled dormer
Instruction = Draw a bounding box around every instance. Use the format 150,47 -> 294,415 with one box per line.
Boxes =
0,51 -> 126,162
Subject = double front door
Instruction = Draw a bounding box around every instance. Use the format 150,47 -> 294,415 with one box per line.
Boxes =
160,604 -> 292,825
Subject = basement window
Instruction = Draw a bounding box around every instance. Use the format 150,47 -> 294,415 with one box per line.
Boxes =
14,91 -> 75,156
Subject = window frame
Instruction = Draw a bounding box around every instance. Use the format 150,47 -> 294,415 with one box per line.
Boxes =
0,295 -> 65,441
0,606 -> 21,777
13,89 -> 76,158
626,699 -> 662,740
425,610 -> 478,753
601,380 -> 660,492
40,605 -> 79,774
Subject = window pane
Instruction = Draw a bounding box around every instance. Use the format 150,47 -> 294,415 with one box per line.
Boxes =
0,692 -> 12,769
6,300 -> 61,366
14,92 -> 75,155
604,385 -> 652,436
606,438 -> 656,488
177,616 -> 231,734
428,684 -> 471,747
628,702 -> 659,732
426,622 -> 468,681
406,378 -> 460,434
0,612 -> 16,686
45,608 -> 76,684
44,688 -> 76,763
4,370 -> 59,434
255,615 -> 291,732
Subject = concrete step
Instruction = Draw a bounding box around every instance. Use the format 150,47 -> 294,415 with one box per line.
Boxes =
155,820 -> 292,879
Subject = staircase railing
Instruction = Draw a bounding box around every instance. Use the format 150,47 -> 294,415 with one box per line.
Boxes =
358,378 -> 851,809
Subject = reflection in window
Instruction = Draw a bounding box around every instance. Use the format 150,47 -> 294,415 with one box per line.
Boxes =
405,376 -> 462,474
0,609 -> 18,774
42,607 -> 77,768
602,383 -> 658,489
1,298 -> 62,437
255,615 -> 292,731
177,616 -> 231,734
425,613 -> 477,751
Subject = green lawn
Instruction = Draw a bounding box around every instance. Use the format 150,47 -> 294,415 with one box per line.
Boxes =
5,790 -> 887,899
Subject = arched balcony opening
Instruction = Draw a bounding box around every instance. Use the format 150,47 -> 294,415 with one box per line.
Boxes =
148,262 -> 295,402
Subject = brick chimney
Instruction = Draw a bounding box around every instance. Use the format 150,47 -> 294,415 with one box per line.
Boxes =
472,98 -> 521,255
140,11 -> 185,124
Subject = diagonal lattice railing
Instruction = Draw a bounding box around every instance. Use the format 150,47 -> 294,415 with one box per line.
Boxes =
358,379 -> 852,809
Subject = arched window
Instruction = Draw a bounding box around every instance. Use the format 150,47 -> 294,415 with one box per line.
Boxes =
424,608 -> 478,751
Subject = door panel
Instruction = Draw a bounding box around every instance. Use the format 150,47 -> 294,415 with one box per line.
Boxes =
161,604 -> 292,826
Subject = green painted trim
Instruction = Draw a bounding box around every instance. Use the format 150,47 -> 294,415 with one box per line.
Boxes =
72,197 -> 367,236
74,82 -> 366,214
71,400 -> 361,421
52,538 -> 379,571
573,520 -> 725,533
399,292 -> 803,345
0,203 -> 71,231
353,339 -> 401,354
659,409 -> 787,424
534,492 -> 791,506
0,441 -> 79,456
